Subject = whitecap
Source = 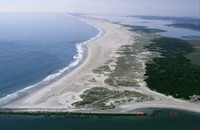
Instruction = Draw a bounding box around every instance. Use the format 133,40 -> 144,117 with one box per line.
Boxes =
0,17 -> 103,106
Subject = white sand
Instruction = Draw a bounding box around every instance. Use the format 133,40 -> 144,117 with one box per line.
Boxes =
3,17 -> 200,113
4,17 -> 134,110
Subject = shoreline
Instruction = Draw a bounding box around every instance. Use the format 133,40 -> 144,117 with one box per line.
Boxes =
1,16 -> 200,114
2,17 -> 135,110
0,16 -> 102,107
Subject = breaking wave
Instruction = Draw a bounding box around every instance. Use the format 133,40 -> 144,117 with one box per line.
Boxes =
0,19 -> 103,106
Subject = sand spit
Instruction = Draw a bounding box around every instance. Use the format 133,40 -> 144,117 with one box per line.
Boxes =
3,17 -> 200,113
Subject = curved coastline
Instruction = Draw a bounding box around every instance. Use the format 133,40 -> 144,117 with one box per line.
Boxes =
1,16 -> 200,114
0,16 -> 103,107
2,16 -> 135,109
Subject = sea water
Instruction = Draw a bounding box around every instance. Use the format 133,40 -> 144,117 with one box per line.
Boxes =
0,108 -> 199,130
0,13 -> 100,105
0,14 -> 199,129
90,14 -> 200,39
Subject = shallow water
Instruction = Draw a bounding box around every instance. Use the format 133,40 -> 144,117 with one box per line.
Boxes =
90,14 -> 200,39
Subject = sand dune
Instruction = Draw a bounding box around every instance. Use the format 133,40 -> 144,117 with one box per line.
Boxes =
3,17 -> 200,113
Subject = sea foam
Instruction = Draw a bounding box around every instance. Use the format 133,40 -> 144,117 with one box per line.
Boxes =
0,18 -> 103,106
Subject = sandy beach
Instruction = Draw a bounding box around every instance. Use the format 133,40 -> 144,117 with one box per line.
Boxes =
3,17 -> 200,113
3,17 -> 134,109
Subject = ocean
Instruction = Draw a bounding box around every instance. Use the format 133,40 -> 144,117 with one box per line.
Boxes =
0,13 -> 100,105
0,13 -> 200,129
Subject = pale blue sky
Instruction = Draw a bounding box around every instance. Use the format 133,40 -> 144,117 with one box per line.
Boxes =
0,0 -> 199,17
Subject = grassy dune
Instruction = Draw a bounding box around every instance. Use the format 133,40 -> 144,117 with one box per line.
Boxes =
73,87 -> 153,110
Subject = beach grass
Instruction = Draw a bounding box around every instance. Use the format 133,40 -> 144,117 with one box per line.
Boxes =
72,87 -> 118,109
103,45 -> 140,87
108,90 -> 154,103
92,65 -> 111,74
92,45 -> 139,87
73,87 -> 153,110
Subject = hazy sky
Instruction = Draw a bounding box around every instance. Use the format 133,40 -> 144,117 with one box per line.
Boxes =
0,0 -> 199,17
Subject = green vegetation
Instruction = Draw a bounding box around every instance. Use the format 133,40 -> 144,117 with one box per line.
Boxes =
110,90 -> 153,102
73,87 -> 118,110
88,78 -> 97,82
104,78 -> 115,86
111,56 -> 133,76
104,45 -> 138,87
104,77 -> 136,87
116,80 -> 136,86
185,41 -> 200,66
92,44 -> 139,87
133,16 -> 200,31
167,23 -> 200,31
73,87 -> 153,110
92,65 -> 111,74
145,37 -> 200,100
125,25 -> 166,33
